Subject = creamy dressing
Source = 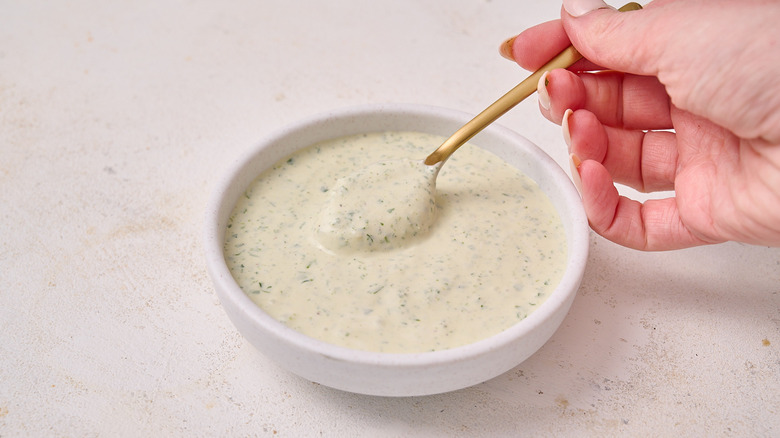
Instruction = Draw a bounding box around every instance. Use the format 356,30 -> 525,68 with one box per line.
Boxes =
315,158 -> 441,252
224,131 -> 567,353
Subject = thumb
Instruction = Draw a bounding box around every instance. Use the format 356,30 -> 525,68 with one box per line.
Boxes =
560,0 -> 663,77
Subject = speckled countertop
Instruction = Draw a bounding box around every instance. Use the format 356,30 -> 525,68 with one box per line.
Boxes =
2,1 -> 778,436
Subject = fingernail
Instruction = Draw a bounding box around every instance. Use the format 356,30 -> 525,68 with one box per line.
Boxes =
562,108 -> 574,149
537,71 -> 550,110
499,36 -> 516,61
569,153 -> 583,195
562,0 -> 610,17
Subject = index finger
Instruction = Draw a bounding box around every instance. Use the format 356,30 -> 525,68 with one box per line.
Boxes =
506,19 -> 601,72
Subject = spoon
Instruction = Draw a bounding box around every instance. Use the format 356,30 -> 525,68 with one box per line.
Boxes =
316,2 -> 642,253
425,1 -> 643,165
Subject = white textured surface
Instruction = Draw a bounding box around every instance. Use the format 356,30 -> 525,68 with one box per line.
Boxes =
1,0 -> 778,436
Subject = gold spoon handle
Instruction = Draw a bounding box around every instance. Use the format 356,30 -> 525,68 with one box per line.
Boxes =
424,2 -> 643,166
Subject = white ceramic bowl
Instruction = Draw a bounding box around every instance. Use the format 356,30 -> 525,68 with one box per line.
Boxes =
204,104 -> 588,397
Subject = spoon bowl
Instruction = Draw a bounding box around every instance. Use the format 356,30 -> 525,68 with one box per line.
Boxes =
315,158 -> 442,252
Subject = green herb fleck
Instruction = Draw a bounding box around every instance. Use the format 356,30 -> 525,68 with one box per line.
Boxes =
254,282 -> 272,294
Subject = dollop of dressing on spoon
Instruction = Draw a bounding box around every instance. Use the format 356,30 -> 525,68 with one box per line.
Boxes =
315,159 -> 442,252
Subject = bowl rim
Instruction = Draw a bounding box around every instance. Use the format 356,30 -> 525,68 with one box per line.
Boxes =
204,103 -> 588,368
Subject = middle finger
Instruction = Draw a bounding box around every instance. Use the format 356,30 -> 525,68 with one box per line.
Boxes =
540,68 -> 672,130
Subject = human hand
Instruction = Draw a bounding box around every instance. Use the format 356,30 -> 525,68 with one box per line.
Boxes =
501,0 -> 780,250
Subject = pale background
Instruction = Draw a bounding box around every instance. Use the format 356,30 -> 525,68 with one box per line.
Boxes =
2,0 -> 779,436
